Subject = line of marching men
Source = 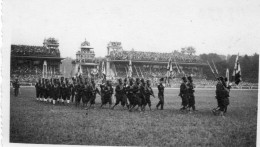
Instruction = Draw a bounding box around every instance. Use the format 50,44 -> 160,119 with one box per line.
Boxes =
34,75 -> 230,115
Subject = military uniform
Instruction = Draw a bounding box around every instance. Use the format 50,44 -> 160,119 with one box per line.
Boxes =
52,79 -> 60,105
75,81 -> 84,107
88,80 -> 100,109
112,79 -> 127,109
214,77 -> 230,116
187,76 -> 196,111
126,79 -> 134,108
12,79 -> 20,97
35,79 -> 41,100
129,78 -> 142,112
101,81 -> 113,108
156,78 -> 165,110
179,77 -> 188,110
144,80 -> 154,110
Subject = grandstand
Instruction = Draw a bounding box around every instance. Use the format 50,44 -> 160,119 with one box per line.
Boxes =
11,38 -> 64,84
105,42 -> 208,82
71,39 -> 99,77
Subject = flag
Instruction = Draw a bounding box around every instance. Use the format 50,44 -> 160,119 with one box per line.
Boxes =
102,61 -> 106,79
128,59 -> 132,78
212,60 -> 219,75
167,58 -> 172,77
232,54 -> 242,85
77,65 -> 82,76
226,68 -> 229,85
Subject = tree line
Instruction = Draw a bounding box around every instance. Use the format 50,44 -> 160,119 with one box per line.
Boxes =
199,53 -> 259,83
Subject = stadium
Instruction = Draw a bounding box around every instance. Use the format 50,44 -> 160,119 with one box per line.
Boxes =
8,38 -> 259,146
11,38 -> 64,85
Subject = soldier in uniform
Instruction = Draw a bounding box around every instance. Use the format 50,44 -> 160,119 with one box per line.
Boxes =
144,79 -> 155,111
100,79 -> 106,105
47,78 -> 54,103
12,78 -> 20,97
100,80 -> 113,108
87,79 -> 100,109
187,76 -> 196,111
123,78 -> 129,109
75,78 -> 84,107
43,79 -> 49,102
179,77 -> 188,111
112,78 -> 127,109
70,77 -> 77,103
64,78 -> 72,104
82,78 -> 90,108
39,78 -> 45,101
213,77 -> 230,116
126,78 -> 134,109
156,78 -> 165,110
140,78 -> 147,111
52,79 -> 60,105
129,78 -> 142,112
35,78 -> 41,101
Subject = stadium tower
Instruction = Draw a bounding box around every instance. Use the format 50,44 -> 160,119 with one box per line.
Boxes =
10,37 -> 64,84
71,39 -> 99,78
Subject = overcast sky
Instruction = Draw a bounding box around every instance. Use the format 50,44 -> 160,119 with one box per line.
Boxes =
6,0 -> 260,58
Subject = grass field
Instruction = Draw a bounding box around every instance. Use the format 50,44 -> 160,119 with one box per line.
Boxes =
10,87 -> 258,146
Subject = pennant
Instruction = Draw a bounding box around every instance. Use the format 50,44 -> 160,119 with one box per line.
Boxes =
232,54 -> 242,85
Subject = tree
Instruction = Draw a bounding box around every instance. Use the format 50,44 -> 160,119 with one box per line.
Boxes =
186,46 -> 196,55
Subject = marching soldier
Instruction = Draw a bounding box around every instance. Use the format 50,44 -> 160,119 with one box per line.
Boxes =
112,78 -> 127,109
64,78 -> 72,104
70,77 -> 77,103
179,77 -> 188,111
12,78 -> 20,97
187,76 -> 196,111
35,78 -> 41,101
144,79 -> 155,111
100,79 -> 106,105
82,78 -> 89,108
140,78 -> 147,111
100,80 -> 113,108
75,78 -> 84,107
52,79 -> 60,105
123,78 -> 129,109
213,77 -> 230,116
47,78 -> 54,103
156,78 -> 165,110
126,78 -> 134,109
129,78 -> 142,112
40,78 -> 45,101
87,79 -> 100,109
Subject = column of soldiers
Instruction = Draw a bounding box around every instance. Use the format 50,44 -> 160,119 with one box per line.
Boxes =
33,75 -> 230,116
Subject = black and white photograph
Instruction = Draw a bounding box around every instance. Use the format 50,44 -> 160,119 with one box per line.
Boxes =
1,0 -> 260,146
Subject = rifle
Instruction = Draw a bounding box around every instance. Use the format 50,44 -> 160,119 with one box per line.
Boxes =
207,61 -> 229,91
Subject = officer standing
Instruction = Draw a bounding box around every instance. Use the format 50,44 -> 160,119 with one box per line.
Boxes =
13,78 -> 20,97
35,78 -> 41,101
187,76 -> 196,111
179,77 -> 188,111
156,78 -> 165,110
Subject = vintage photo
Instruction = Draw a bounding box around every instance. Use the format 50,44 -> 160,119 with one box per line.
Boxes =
2,0 -> 259,146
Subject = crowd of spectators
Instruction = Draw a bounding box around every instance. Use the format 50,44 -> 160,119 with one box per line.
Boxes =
11,64 -> 60,83
11,45 -> 60,57
110,50 -> 203,63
